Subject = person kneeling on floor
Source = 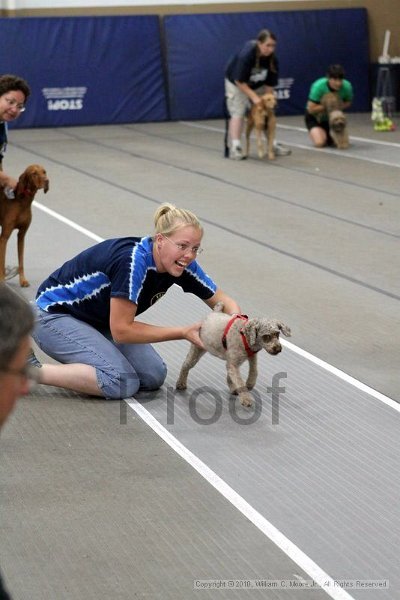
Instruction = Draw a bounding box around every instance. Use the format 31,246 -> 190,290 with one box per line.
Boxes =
305,64 -> 353,148
28,203 -> 241,400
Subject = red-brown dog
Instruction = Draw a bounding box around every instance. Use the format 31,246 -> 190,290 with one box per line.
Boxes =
0,164 -> 49,287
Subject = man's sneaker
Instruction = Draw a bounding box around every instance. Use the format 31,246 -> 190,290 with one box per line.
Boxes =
274,142 -> 292,156
230,146 -> 246,160
27,349 -> 42,368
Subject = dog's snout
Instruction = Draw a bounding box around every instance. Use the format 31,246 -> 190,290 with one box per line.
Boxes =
266,341 -> 282,355
271,345 -> 282,355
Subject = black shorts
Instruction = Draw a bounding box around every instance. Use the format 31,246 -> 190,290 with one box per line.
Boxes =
305,112 -> 329,132
304,112 -> 334,145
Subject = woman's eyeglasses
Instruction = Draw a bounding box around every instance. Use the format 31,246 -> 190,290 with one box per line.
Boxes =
4,96 -> 26,112
162,234 -> 203,255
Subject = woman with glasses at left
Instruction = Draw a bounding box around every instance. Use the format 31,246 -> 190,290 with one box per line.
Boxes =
29,203 -> 241,400
0,74 -> 30,179
0,74 -> 31,280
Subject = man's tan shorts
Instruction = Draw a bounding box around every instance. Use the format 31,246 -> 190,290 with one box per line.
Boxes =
224,79 -> 265,117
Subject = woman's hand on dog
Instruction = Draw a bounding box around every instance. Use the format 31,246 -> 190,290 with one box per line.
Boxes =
0,171 -> 18,190
182,322 -> 206,349
252,95 -> 262,105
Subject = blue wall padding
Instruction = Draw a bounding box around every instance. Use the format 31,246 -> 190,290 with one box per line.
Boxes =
0,9 -> 369,127
0,16 -> 168,129
164,8 -> 370,119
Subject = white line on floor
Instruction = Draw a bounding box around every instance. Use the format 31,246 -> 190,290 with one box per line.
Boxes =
179,121 -> 400,168
282,340 -> 400,412
33,203 -> 103,243
127,398 -> 355,600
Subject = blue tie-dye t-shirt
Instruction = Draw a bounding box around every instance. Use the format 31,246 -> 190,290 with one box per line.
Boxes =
36,236 -> 217,329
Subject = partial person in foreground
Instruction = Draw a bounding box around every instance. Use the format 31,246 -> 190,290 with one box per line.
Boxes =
0,283 -> 36,600
305,64 -> 353,148
29,203 -> 241,399
224,29 -> 291,160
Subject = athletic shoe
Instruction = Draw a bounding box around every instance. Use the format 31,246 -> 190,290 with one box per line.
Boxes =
274,143 -> 292,156
230,146 -> 245,160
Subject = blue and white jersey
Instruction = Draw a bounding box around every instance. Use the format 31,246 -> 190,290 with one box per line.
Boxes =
36,236 -> 217,329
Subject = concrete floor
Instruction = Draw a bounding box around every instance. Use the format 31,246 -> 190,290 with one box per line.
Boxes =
0,113 -> 399,599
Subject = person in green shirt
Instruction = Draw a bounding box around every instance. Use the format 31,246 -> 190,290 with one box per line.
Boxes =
305,64 -> 353,147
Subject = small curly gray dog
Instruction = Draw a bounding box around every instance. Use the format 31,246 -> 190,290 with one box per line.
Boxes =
176,302 -> 291,407
320,92 -> 349,149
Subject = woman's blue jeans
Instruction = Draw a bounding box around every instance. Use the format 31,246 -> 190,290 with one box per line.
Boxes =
32,308 -> 167,399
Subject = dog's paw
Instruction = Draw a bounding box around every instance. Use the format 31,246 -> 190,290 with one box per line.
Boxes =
227,380 -> 238,395
268,152 -> 275,160
19,279 -> 30,288
240,393 -> 253,408
175,380 -> 187,391
277,322 -> 291,337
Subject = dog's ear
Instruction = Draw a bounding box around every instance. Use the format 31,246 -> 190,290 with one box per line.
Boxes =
243,319 -> 260,347
276,321 -> 291,337
18,169 -> 31,191
19,166 -> 41,193
33,167 -> 49,193
266,93 -> 277,109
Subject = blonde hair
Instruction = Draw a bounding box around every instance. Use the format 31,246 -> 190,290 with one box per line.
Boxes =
153,203 -> 203,237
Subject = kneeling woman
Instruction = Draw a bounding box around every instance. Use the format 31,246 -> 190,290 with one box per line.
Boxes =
31,203 -> 240,399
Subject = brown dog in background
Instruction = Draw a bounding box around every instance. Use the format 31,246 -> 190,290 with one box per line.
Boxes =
321,92 -> 349,149
245,92 -> 277,160
0,164 -> 49,287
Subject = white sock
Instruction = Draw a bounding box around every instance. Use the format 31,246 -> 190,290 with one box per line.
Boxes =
231,139 -> 241,149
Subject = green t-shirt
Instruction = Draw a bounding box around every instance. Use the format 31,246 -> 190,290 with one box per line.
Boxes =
306,77 -> 353,121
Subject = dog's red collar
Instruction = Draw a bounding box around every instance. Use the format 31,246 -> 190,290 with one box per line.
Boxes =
221,314 -> 257,358
16,188 -> 33,199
